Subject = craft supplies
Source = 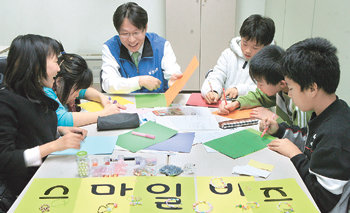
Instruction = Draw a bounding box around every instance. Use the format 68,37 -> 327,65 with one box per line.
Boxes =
165,198 -> 182,208
218,118 -> 259,129
209,177 -> 227,189
277,202 -> 294,213
132,131 -> 156,139
235,202 -> 259,210
97,202 -> 118,213
192,201 -> 213,213
39,204 -> 50,213
130,196 -> 142,206
76,151 -> 89,177
159,165 -> 183,176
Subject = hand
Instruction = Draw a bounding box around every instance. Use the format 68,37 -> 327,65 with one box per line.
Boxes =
168,73 -> 183,87
55,132 -> 85,151
259,116 -> 279,135
139,76 -> 161,91
217,100 -> 240,115
101,104 -> 121,116
58,126 -> 88,138
250,107 -> 277,120
267,138 -> 302,158
225,87 -> 238,99
100,94 -> 111,107
204,91 -> 220,104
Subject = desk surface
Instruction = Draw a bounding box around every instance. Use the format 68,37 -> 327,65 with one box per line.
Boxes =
8,94 -> 319,212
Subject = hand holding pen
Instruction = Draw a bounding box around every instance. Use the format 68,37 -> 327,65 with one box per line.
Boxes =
204,80 -> 220,104
260,114 -> 278,137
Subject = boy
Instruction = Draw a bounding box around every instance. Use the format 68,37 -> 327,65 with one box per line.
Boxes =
218,45 -> 311,128
201,14 -> 275,104
261,38 -> 350,212
101,2 -> 182,93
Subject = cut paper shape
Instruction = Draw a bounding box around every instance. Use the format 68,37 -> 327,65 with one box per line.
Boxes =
232,165 -> 271,178
186,93 -> 221,108
51,136 -> 118,155
145,132 -> 195,153
204,128 -> 275,159
239,178 -> 319,212
116,121 -> 177,152
165,56 -> 199,106
248,159 -> 274,171
79,96 -> 133,112
135,93 -> 167,108
212,108 -> 253,119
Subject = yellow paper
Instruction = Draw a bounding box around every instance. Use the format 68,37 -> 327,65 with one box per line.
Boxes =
248,159 -> 274,171
196,176 -> 255,213
165,56 -> 199,106
79,96 -> 134,112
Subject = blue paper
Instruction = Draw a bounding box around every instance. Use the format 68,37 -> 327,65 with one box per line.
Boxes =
50,136 -> 118,155
145,132 -> 195,153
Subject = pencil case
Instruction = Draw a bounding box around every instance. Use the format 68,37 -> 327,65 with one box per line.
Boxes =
218,118 -> 259,129
97,113 -> 140,131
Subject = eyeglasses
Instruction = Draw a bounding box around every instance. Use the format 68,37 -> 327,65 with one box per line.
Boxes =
119,31 -> 144,39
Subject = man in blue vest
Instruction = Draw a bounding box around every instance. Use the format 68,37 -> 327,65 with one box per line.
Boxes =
101,2 -> 182,93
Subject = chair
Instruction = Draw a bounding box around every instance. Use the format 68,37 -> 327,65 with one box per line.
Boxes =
330,180 -> 350,213
99,69 -> 106,93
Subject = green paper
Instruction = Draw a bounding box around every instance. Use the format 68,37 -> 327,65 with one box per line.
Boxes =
15,178 -> 81,213
116,121 -> 177,152
204,128 -> 275,159
135,94 -> 167,108
239,178 -> 319,212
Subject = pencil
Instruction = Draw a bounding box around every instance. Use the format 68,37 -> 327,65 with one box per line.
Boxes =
208,81 -> 213,93
222,88 -> 228,105
261,114 -> 276,137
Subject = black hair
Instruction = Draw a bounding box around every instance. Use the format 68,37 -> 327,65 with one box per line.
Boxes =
282,37 -> 340,94
5,34 -> 61,108
113,2 -> 148,32
239,14 -> 275,46
249,45 -> 285,85
55,53 -> 93,105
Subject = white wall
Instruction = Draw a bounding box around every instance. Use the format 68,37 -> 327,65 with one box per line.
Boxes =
0,0 -> 165,54
235,0 -> 266,36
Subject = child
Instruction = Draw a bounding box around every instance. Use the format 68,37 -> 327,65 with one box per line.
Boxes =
101,2 -> 182,93
201,14 -> 275,104
45,52 -> 125,127
218,45 -> 311,128
0,34 -> 87,211
261,38 -> 350,212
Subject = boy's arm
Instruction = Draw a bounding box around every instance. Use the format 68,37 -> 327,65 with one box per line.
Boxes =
274,122 -> 308,150
237,88 -> 276,109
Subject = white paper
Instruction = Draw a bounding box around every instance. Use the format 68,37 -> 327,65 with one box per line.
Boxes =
232,165 -> 271,178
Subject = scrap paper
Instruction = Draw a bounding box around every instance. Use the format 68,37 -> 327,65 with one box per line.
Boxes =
145,132 -> 195,153
156,115 -> 219,131
116,121 -> 177,152
50,136 -> 118,155
249,159 -> 274,171
204,128 -> 275,159
165,56 -> 199,106
132,176 -> 196,213
212,108 -> 253,119
239,178 -> 319,212
196,176 -> 254,213
135,93 -> 167,108
232,165 -> 271,178
79,96 -> 133,112
186,93 -> 221,108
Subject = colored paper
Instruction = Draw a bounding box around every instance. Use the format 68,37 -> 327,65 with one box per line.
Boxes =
186,93 -> 221,108
132,176 -> 196,213
239,178 -> 319,212
249,159 -> 274,171
135,93 -> 167,108
232,165 -> 271,178
204,128 -> 275,159
165,56 -> 199,106
116,121 -> 177,152
212,108 -> 253,119
79,96 -> 134,112
145,132 -> 195,153
15,178 -> 81,213
51,136 -> 118,155
196,176 -> 254,213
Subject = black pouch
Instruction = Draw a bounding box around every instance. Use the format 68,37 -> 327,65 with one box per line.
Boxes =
97,113 -> 140,131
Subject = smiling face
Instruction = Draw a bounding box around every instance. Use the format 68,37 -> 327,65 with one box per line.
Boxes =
42,54 -> 60,88
241,37 -> 264,60
118,18 -> 147,53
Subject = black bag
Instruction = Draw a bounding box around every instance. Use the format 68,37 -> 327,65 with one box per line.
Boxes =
97,113 -> 140,131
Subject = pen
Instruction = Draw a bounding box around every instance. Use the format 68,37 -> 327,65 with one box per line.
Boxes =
132,131 -> 156,139
222,88 -> 228,105
261,114 -> 276,138
208,80 -> 213,93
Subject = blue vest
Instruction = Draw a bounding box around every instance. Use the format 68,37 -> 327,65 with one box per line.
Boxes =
105,33 -> 168,93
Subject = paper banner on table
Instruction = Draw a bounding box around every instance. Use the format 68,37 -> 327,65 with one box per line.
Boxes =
204,128 -> 275,159
132,176 -> 196,212
239,178 -> 319,212
116,121 -> 177,152
135,93 -> 167,108
165,56 -> 199,106
79,96 -> 134,112
73,177 -> 137,213
15,178 -> 81,213
51,136 -> 118,155
196,176 -> 254,213
248,159 -> 274,171
186,93 -> 221,108
212,108 -> 253,119
145,132 -> 195,153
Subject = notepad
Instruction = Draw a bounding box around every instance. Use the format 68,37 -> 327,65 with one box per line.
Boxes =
218,118 -> 259,129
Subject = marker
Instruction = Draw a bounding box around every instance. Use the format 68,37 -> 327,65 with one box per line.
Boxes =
261,114 -> 276,138
109,96 -> 118,104
222,88 -> 228,105
132,131 -> 155,139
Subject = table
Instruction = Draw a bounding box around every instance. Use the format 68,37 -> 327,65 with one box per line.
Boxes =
8,94 -> 319,212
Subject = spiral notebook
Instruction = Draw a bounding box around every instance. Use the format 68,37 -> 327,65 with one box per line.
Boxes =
218,118 -> 259,129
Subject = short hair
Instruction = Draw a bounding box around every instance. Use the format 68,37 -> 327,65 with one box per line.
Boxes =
249,45 -> 285,85
113,2 -> 148,32
239,14 -> 275,46
282,37 -> 340,94
55,53 -> 93,105
5,34 -> 61,107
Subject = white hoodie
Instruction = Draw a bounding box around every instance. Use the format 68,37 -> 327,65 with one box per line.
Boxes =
201,36 -> 257,97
